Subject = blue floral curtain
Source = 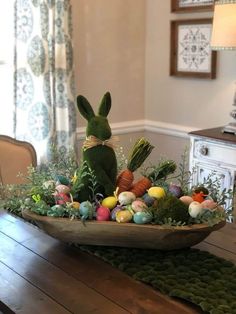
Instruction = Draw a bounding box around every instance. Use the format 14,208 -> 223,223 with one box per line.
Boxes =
14,0 -> 77,163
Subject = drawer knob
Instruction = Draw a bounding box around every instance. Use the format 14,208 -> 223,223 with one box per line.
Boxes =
199,146 -> 208,156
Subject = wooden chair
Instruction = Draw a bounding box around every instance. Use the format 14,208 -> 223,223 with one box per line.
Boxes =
0,135 -> 37,186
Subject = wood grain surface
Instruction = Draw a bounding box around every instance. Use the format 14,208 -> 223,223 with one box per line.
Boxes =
0,209 -> 235,314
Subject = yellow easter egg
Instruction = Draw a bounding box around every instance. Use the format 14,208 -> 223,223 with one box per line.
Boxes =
101,196 -> 117,210
116,209 -> 133,223
148,186 -> 165,199
71,201 -> 80,209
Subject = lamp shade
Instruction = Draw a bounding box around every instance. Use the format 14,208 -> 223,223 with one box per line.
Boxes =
211,0 -> 236,50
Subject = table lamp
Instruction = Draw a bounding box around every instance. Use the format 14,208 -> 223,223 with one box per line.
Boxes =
211,0 -> 236,134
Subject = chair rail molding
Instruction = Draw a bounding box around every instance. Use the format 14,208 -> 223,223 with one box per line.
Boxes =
76,120 -> 198,140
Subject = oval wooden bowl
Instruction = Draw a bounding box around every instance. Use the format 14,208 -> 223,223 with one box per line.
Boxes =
22,209 -> 226,250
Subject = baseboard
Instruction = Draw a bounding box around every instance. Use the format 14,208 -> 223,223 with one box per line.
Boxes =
76,120 -> 198,140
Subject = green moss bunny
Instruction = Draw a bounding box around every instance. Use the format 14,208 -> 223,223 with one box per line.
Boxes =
77,92 -> 118,201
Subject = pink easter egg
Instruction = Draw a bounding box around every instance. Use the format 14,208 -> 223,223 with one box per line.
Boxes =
55,193 -> 70,205
96,206 -> 110,221
201,199 -> 217,210
131,199 -> 148,213
56,184 -> 70,194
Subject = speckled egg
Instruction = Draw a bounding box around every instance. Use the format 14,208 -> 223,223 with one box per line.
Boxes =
48,204 -> 65,217
142,193 -> 155,207
55,193 -> 70,205
79,201 -> 94,220
168,184 -> 183,198
116,209 -> 133,223
180,195 -> 194,206
71,201 -> 80,209
118,191 -> 136,205
201,199 -> 217,210
188,201 -> 203,218
133,211 -> 153,224
111,206 -> 123,221
56,184 -> 70,194
96,206 -> 111,221
131,199 -> 148,213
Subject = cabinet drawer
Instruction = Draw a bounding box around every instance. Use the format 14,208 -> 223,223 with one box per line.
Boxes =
193,139 -> 236,166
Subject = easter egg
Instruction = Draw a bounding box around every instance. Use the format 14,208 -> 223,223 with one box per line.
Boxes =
133,212 -> 152,224
56,175 -> 70,186
55,193 -> 70,205
148,187 -> 165,199
48,205 -> 65,217
131,199 -> 148,213
111,206 -> 122,221
168,184 -> 183,198
101,196 -> 117,209
71,201 -> 80,209
188,201 -> 203,218
56,184 -> 70,194
79,201 -> 94,220
142,193 -> 155,206
116,209 -> 133,223
96,206 -> 111,221
180,195 -> 193,206
118,191 -> 136,205
51,204 -> 64,211
201,199 -> 217,210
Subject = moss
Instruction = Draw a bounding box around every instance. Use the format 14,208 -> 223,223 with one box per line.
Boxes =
153,195 -> 190,224
80,246 -> 236,313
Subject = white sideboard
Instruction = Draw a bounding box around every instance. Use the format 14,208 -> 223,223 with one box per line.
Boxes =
188,127 -> 236,221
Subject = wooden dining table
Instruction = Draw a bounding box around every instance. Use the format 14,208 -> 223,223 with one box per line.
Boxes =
0,208 -> 235,314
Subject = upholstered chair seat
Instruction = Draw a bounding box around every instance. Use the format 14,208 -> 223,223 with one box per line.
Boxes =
0,135 -> 37,186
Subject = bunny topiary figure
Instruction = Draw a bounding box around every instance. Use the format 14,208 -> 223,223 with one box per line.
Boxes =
77,92 -> 118,202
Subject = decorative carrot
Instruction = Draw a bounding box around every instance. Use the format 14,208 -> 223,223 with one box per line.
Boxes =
129,159 -> 177,197
116,138 -> 154,194
129,177 -> 152,197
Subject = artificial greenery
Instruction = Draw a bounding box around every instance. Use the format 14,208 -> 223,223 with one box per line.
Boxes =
76,92 -> 118,201
152,194 -> 190,225
127,137 -> 154,172
144,159 -> 177,186
1,147 -> 79,217
79,245 -> 236,314
198,173 -> 233,212
0,143 -> 233,225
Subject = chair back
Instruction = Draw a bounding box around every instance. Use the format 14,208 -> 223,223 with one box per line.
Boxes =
0,135 -> 37,185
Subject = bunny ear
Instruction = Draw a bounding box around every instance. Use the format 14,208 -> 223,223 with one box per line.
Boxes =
98,92 -> 111,117
77,95 -> 95,121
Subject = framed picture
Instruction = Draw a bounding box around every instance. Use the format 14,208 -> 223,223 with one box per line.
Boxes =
171,0 -> 214,13
170,19 -> 217,79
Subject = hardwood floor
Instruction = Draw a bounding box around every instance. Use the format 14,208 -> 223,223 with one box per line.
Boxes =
0,209 -> 235,314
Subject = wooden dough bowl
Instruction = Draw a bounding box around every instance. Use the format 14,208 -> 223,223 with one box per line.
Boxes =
22,209 -> 226,250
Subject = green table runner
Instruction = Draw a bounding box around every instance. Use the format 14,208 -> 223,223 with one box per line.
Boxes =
79,246 -> 236,314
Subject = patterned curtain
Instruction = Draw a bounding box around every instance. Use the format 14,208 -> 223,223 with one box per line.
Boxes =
14,0 -> 77,163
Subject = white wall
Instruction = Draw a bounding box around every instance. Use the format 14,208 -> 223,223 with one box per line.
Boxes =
72,0 -> 145,127
145,0 -> 236,130
72,0 -> 236,164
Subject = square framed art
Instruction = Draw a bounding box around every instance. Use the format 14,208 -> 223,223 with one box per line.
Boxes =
170,18 -> 217,79
171,0 -> 214,13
